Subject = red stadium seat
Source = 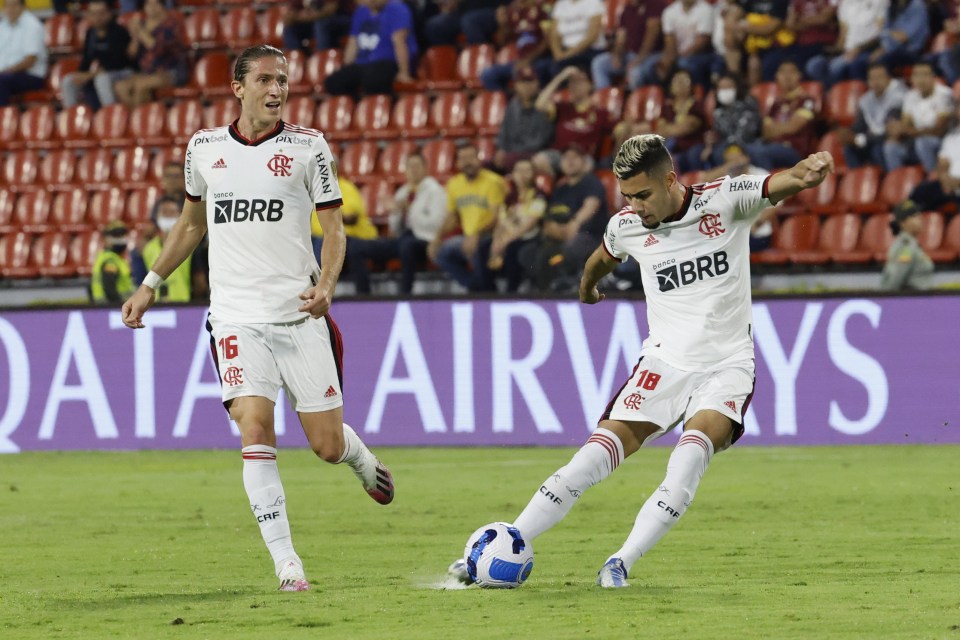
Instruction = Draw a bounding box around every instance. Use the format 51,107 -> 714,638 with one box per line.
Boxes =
204,97 -> 241,129
285,49 -> 310,95
18,105 -> 56,150
0,190 -> 16,233
469,91 -> 507,137
75,148 -> 114,190
596,169 -> 625,213
879,166 -> 925,209
388,94 -> 434,139
927,213 -> 960,263
45,13 -> 77,55
347,95 -> 393,140
339,141 -> 379,182
474,136 -> 495,164
170,52 -> 234,99
127,102 -> 169,147
126,186 -> 163,227
56,104 -> 95,149
431,91 -> 473,138
360,177 -> 395,228
421,139 -> 457,179
34,232 -> 77,278
221,7 -> 258,50
87,187 -> 128,228
495,43 -> 518,65
166,100 -> 204,146
791,213 -> 862,264
50,187 -> 91,232
751,81 -> 779,113
305,49 -> 342,91
825,80 -> 867,127
259,6 -> 285,48
834,213 -> 893,264
594,86 -> 625,121
916,211 -> 947,260
150,147 -> 185,181
91,103 -> 130,147
791,172 -> 837,214
827,166 -> 882,215
418,45 -> 459,91
13,190 -> 53,233
624,85 -> 664,124
285,96 -> 317,128
113,146 -> 153,189
0,231 -> 38,278
605,0 -> 627,33
0,106 -> 20,150
183,8 -> 223,51
315,95 -> 354,140
816,130 -> 847,172
39,150 -> 78,192
70,229 -> 103,277
454,44 -> 495,91
18,57 -> 81,105
3,150 -> 40,192
752,214 -> 821,265
377,140 -> 418,182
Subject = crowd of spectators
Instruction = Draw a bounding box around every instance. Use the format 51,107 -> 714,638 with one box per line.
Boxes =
5,0 -> 960,298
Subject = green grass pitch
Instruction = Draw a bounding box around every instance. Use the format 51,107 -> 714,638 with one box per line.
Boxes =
1,446 -> 958,639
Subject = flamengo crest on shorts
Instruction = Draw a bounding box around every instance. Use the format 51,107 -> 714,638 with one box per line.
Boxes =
602,174 -> 772,370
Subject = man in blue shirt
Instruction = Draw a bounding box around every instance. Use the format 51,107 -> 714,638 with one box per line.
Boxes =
324,0 -> 417,96
0,0 -> 47,105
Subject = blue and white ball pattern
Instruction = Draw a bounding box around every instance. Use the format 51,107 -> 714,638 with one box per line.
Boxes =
464,522 -> 534,588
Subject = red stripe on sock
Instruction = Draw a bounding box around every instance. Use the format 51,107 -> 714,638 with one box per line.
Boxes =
242,453 -> 276,460
590,433 -> 622,465
677,434 -> 709,454
588,434 -> 620,470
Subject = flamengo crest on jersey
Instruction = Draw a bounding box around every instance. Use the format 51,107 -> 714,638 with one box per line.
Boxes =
185,120 -> 343,324
603,174 -> 772,370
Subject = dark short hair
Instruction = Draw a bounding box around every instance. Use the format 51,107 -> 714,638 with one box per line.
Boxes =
612,134 -> 674,181
867,62 -> 891,76
912,60 -> 936,74
777,59 -> 801,74
455,141 -> 478,155
234,45 -> 286,84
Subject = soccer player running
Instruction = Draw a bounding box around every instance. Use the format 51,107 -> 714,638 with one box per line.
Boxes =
121,45 -> 394,592
453,134 -> 834,588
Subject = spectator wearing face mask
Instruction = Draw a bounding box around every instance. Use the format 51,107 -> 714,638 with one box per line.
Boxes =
141,195 -> 197,302
685,71 -> 763,170
91,221 -> 134,304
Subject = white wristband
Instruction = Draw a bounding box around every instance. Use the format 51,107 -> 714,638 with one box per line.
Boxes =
143,271 -> 165,290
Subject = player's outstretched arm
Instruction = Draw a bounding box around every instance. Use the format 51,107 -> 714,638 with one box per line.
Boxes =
766,151 -> 835,205
299,206 -> 344,318
121,200 -> 207,329
579,245 -> 619,304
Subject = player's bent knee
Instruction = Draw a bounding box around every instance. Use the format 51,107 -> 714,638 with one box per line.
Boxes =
312,440 -> 343,463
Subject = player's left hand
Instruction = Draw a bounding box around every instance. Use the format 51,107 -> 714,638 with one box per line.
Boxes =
799,151 -> 834,187
579,284 -> 605,305
298,285 -> 331,318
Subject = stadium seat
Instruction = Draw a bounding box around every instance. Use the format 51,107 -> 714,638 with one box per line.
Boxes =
926,213 -> 960,263
495,43 -> 518,65
169,52 -> 234,99
377,139 -> 418,182
414,45 -> 459,91
431,91 -> 473,138
790,213 -> 862,264
50,187 -> 91,232
605,0 -> 627,34
456,44 -> 495,91
13,190 -> 53,233
183,8 -> 223,51
816,130 -> 846,172
315,95 -> 354,140
126,186 -> 163,227
474,136 -> 495,164
150,147 -> 185,181
421,139 -> 457,179
113,146 -> 153,189
624,85 -> 664,124
75,148 -> 114,190
90,103 -> 130,147
879,166 -> 925,209
752,214 -> 821,265
56,104 -> 95,149
791,172 -> 837,214
34,232 -> 77,278
305,49 -> 342,92
834,213 -> 893,264
469,91 -> 507,137
127,102 -> 169,147
0,105 -> 19,150
70,229 -> 102,277
0,190 -> 15,233
3,150 -> 40,192
221,7 -> 258,50
259,6 -> 285,48
39,150 -> 78,192
0,231 -> 37,278
825,80 -> 867,127
285,49 -> 310,95
87,187 -> 128,229
347,95 -> 393,140
594,86 -> 625,121
751,80 -> 823,116
360,177 -> 395,228
17,57 -> 80,105
286,96 -> 317,129
204,96 -> 241,129
45,13 -> 76,55
596,170 -> 625,213
18,105 -> 56,150
826,166 -> 882,215
166,100 -> 204,146
388,93 -> 434,139
339,141 -> 379,182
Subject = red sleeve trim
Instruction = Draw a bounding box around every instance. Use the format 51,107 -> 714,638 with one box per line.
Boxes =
185,192 -> 201,202
602,237 -> 625,263
761,175 -> 771,200
315,199 -> 344,211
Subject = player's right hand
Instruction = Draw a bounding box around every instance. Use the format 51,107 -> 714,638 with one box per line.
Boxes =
121,286 -> 156,329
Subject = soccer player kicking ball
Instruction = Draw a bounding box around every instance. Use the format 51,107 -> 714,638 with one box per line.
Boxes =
121,45 -> 394,592
452,134 -> 834,588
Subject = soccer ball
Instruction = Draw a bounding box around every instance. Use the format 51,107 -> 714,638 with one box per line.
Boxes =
463,522 -> 534,588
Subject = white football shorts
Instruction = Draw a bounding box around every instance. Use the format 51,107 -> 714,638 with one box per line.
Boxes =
602,353 -> 755,445
206,313 -> 344,413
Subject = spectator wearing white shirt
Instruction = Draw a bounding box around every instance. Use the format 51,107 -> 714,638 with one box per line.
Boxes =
904,104 -> 960,211
844,62 -> 905,168
0,0 -> 47,105
637,0 -> 716,87
805,0 -> 888,87
883,61 -> 954,171
547,0 -> 606,78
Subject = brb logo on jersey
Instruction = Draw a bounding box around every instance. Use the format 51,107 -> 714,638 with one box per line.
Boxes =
698,213 -> 725,237
267,153 -> 293,177
655,251 -> 729,292
213,192 -> 284,224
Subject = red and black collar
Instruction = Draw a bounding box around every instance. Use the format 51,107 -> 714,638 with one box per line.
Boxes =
228,119 -> 284,146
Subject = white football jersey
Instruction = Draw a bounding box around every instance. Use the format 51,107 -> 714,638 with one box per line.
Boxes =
603,174 -> 772,370
184,120 -> 343,323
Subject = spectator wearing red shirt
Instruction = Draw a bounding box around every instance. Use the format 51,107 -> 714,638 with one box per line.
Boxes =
590,0 -> 670,90
746,59 -> 818,169
532,66 -> 612,178
281,0 -> 354,51
114,0 -> 187,107
479,0 -> 552,91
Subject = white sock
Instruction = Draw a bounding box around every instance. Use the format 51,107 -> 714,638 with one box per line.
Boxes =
514,428 -> 625,540
336,422 -> 376,470
242,445 -> 299,576
613,430 -> 714,572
